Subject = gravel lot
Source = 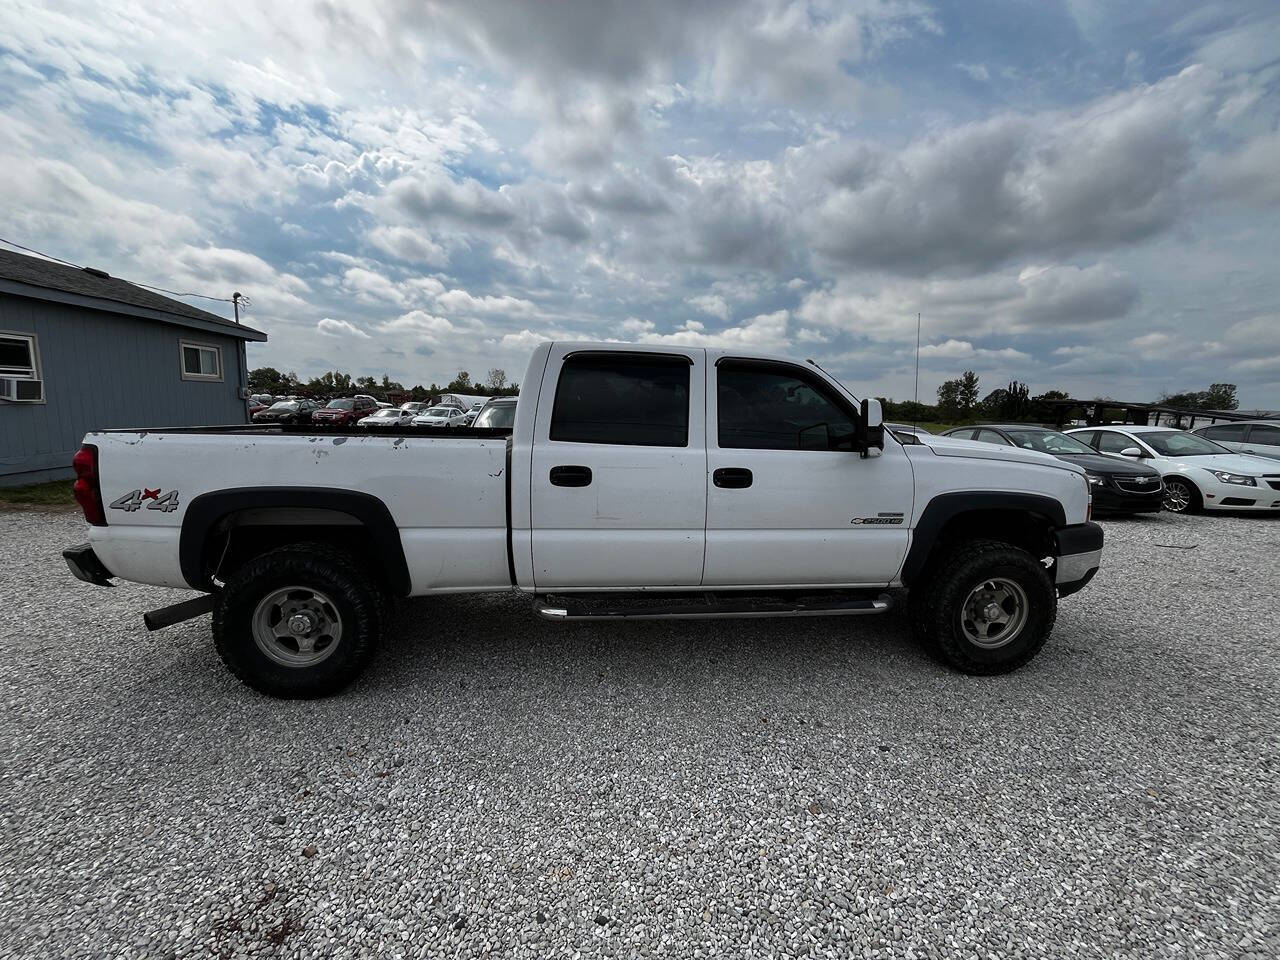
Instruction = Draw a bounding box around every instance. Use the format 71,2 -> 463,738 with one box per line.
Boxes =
2,508 -> 1278,959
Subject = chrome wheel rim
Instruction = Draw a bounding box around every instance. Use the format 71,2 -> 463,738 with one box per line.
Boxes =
960,578 -> 1029,649
251,586 -> 342,667
1163,481 -> 1190,512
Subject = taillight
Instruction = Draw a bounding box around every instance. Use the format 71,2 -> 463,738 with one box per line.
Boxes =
72,444 -> 106,526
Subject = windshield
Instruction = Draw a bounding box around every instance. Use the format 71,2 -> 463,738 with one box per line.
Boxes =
424,406 -> 455,417
1140,430 -> 1230,456
326,399 -> 355,410
1004,429 -> 1095,455
475,403 -> 516,428
372,409 -> 398,418
268,401 -> 298,411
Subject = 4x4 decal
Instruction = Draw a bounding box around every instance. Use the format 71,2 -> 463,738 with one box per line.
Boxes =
110,489 -> 180,513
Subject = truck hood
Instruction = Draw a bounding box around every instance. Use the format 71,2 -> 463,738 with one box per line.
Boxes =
912,434 -> 1084,474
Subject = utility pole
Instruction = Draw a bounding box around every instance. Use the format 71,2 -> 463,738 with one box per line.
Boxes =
232,291 -> 243,324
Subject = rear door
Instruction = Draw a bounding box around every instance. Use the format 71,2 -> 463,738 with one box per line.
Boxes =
1242,423 -> 1280,461
703,356 -> 914,587
529,346 -> 707,588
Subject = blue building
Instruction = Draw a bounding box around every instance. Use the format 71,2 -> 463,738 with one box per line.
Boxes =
0,249 -> 267,486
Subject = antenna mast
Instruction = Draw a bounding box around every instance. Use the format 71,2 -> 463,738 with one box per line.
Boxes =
912,312 -> 922,432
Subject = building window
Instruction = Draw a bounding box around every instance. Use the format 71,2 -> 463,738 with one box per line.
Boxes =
0,332 -> 39,378
180,340 -> 223,382
0,330 -> 44,402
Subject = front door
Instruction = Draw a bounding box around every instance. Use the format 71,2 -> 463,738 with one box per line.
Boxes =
703,356 -> 914,587
529,345 -> 707,589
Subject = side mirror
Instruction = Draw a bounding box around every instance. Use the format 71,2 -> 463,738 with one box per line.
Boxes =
857,398 -> 885,457
1120,446 -> 1143,458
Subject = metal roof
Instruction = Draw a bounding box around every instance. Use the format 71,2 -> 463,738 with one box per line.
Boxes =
0,248 -> 266,341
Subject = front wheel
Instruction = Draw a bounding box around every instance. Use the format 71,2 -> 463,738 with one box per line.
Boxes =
213,543 -> 383,698
910,540 -> 1057,675
1162,477 -> 1200,514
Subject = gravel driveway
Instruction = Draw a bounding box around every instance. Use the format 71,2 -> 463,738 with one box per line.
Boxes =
2,509 -> 1277,959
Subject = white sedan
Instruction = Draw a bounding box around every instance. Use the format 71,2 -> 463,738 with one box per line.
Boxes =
358,408 -> 414,429
411,405 -> 470,428
1065,425 -> 1280,514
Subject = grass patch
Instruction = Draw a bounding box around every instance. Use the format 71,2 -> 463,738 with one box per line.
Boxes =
0,478 -> 76,508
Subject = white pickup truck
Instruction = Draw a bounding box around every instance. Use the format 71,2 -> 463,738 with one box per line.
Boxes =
64,342 -> 1103,697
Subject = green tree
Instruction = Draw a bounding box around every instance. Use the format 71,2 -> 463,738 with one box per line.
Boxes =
486,368 -> 507,391
1204,383 -> 1238,410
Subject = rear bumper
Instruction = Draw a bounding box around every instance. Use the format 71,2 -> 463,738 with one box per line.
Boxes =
63,543 -> 115,587
1055,522 -> 1103,598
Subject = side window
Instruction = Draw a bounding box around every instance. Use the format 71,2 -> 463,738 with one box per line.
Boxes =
180,340 -> 223,381
1096,431 -> 1133,454
717,361 -> 856,451
1073,430 -> 1098,449
550,354 -> 690,447
975,429 -> 1012,446
1202,423 -> 1245,441
948,428 -> 976,440
1248,424 -> 1280,447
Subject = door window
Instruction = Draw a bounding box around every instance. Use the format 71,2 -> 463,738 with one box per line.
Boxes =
947,428 -> 977,440
550,353 -> 690,446
1247,424 -> 1280,448
1096,431 -> 1136,454
1072,430 -> 1098,449
974,429 -> 1012,445
1201,423 -> 1246,442
717,361 -> 856,451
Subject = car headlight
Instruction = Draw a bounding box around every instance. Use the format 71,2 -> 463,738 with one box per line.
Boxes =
1211,470 -> 1256,486
1085,473 -> 1105,486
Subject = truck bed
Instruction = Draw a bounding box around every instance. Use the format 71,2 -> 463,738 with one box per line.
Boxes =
87,427 -> 513,595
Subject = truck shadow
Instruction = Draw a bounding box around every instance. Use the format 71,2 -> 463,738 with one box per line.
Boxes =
364,590 -> 941,697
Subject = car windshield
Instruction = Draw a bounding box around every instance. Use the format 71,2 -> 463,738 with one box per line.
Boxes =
326,399 -> 355,410
424,406 -> 455,417
475,403 -> 516,428
1004,429 -> 1095,455
372,409 -> 398,418
268,401 -> 298,411
1140,430 -> 1230,456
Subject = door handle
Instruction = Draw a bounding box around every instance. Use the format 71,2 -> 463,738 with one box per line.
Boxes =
550,465 -> 592,487
713,467 -> 753,489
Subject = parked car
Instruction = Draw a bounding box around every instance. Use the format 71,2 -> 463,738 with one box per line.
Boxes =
412,404 -> 470,427
65,340 -> 1103,698
399,402 -> 429,416
247,399 -> 268,417
311,397 -> 379,426
941,424 -> 1163,515
1190,420 -> 1280,462
885,422 -> 933,446
358,407 -> 415,429
252,399 -> 320,424
472,396 -> 517,430
1065,425 -> 1280,514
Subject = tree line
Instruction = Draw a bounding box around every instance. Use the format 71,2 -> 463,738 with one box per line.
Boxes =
877,372 -> 1238,425
247,367 -> 520,403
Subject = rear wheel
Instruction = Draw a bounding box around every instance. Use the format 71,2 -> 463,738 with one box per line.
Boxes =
910,540 -> 1056,675
213,543 -> 383,698
1162,477 -> 1201,514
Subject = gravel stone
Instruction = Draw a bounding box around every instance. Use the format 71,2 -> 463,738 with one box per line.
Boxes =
1,508 -> 1278,958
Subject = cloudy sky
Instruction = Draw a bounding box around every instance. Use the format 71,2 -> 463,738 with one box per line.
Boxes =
1,1 -> 1278,405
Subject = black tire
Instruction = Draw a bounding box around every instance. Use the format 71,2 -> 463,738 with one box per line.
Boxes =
1162,476 -> 1201,514
212,542 -> 383,698
910,540 -> 1057,675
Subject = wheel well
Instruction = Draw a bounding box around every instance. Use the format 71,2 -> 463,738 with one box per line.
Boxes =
203,508 -> 390,592
181,488 -> 411,597
908,508 -> 1058,584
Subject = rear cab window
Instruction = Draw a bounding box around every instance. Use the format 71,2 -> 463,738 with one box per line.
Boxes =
550,353 -> 690,447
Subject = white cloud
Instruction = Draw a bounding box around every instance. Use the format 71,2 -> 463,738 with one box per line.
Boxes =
687,294 -> 731,320
317,317 -> 371,339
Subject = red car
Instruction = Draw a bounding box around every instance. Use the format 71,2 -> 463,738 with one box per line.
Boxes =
310,397 -> 378,426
